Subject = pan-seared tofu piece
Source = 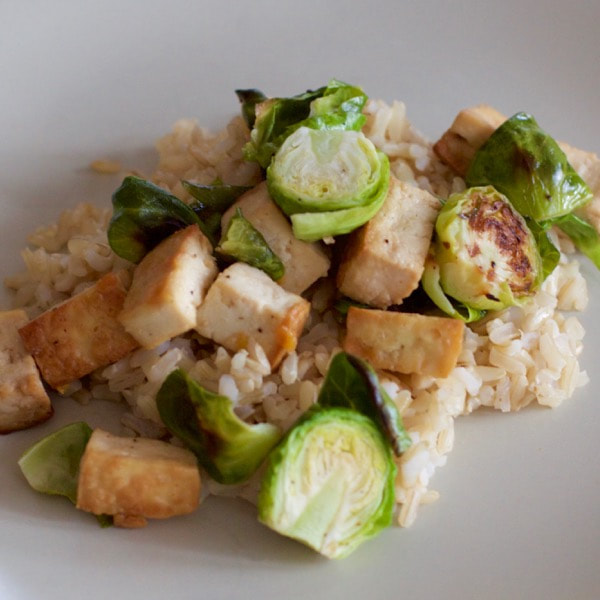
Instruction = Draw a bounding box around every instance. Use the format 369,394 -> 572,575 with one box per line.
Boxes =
196,262 -> 310,368
19,271 -> 139,391
221,182 -> 330,294
119,225 -> 217,349
343,307 -> 464,378
434,105 -> 600,234
0,309 -> 52,434
337,177 -> 440,308
76,429 -> 200,528
433,104 -> 506,176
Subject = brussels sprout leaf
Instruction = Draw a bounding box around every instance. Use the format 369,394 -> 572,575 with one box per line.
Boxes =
524,219 -> 561,279
181,180 -> 252,241
19,422 -> 93,504
467,112 -> 592,221
18,422 -> 113,527
181,181 -> 252,217
235,88 -> 268,128
108,176 -> 208,262
244,79 -> 368,168
290,188 -> 387,241
554,213 -> 600,269
317,352 -> 411,455
216,208 -> 285,280
156,369 -> 281,484
302,79 -> 367,132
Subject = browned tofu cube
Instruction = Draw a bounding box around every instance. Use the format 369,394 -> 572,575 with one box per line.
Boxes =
119,225 -> 218,349
0,309 -> 52,433
336,177 -> 440,309
433,104 -> 506,176
19,272 -> 139,391
343,307 -> 464,378
221,182 -> 330,294
196,262 -> 310,368
76,429 -> 200,528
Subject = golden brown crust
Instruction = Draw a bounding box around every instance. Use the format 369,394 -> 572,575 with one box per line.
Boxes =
0,309 -> 53,434
271,297 -> 311,367
433,104 -> 506,176
343,307 -> 464,378
76,429 -> 200,525
18,272 -> 139,390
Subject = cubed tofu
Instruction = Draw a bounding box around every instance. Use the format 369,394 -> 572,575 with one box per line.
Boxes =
19,271 -> 139,391
433,104 -> 506,176
221,182 -> 330,294
196,262 -> 310,368
343,307 -> 464,378
76,429 -> 200,528
0,309 -> 52,433
119,225 -> 218,349
337,176 -> 440,308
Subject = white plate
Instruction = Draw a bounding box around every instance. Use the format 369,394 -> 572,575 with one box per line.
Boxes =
1,2 -> 599,598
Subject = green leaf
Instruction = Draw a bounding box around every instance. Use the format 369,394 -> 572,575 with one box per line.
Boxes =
317,352 -> 411,455
18,422 -> 93,504
302,79 -> 367,132
258,406 -> 396,559
235,88 -> 268,128
524,218 -> 561,279
216,208 -> 285,280
18,422 -> 113,526
467,112 -> 592,221
555,213 -> 600,269
243,79 -> 368,168
181,181 -> 252,217
108,176 -> 207,263
156,369 -> 281,484
181,180 -> 252,242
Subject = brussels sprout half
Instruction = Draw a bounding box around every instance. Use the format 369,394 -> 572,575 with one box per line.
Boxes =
258,406 -> 396,559
431,186 -> 542,312
267,127 -> 389,240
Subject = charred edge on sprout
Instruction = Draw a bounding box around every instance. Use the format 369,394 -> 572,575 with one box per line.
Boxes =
462,192 -> 535,294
